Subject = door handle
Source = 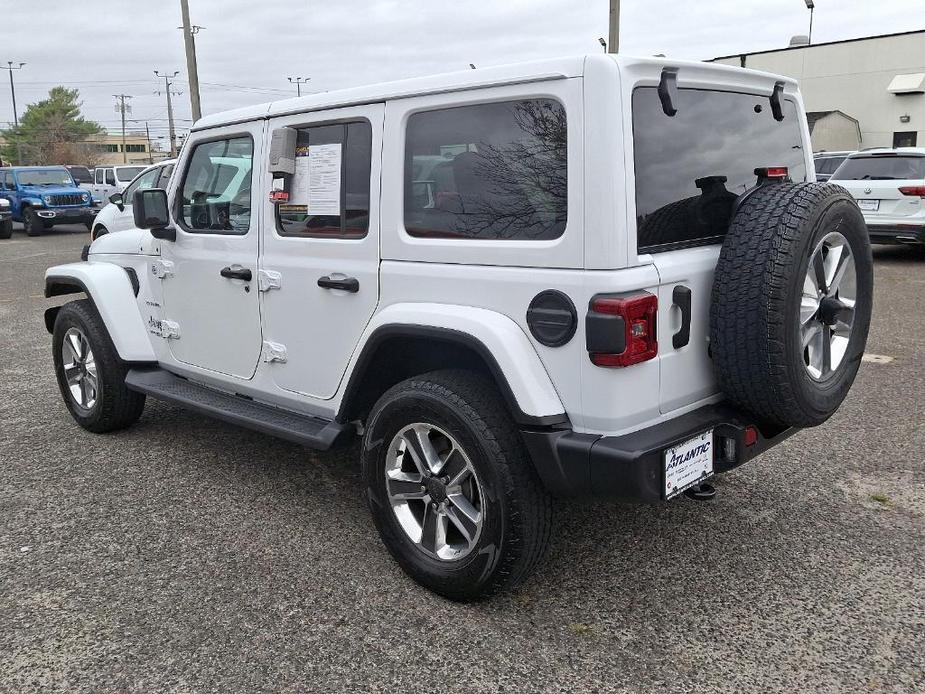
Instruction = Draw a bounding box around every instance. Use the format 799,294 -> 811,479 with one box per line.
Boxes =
317,275 -> 359,293
220,266 -> 252,281
672,285 -> 692,349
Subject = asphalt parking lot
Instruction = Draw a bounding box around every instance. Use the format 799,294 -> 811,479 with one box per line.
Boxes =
1,224 -> 923,693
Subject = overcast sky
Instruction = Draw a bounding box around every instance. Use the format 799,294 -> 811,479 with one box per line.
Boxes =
0,0 -> 918,147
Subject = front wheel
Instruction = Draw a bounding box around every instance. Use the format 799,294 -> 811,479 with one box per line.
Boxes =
0,219 -> 11,239
362,369 -> 552,601
24,208 -> 43,236
52,299 -> 146,433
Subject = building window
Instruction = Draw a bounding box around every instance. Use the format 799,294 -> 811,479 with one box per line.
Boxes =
125,144 -> 147,153
892,131 -> 918,148
404,99 -> 568,241
103,144 -> 119,153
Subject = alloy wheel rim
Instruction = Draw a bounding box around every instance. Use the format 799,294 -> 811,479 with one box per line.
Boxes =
799,232 -> 857,381
385,423 -> 484,561
62,327 -> 99,409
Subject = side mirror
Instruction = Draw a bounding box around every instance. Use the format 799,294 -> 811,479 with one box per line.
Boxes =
109,192 -> 124,211
133,188 -> 175,241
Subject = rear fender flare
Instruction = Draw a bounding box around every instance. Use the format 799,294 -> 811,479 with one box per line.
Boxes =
340,303 -> 567,425
44,262 -> 155,362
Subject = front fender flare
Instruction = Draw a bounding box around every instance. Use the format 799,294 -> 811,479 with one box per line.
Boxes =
44,262 -> 156,362
342,303 -> 566,425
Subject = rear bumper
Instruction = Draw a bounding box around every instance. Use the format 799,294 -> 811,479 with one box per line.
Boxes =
866,223 -> 925,245
522,403 -> 797,501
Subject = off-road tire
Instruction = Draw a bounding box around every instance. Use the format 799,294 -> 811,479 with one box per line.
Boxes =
52,299 -> 146,433
0,219 -> 11,239
710,183 -> 873,427
362,369 -> 552,601
24,207 -> 42,236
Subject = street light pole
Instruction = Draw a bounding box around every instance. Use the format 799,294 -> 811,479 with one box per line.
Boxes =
179,0 -> 202,122
805,0 -> 815,45
1,61 -> 26,164
287,76 -> 310,97
608,0 -> 620,54
155,70 -> 181,157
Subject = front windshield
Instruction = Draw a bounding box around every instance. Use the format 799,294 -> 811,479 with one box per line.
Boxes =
67,166 -> 92,183
115,166 -> 145,182
16,169 -> 75,187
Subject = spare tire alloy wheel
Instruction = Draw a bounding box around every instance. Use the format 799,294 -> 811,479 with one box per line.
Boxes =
800,232 -> 857,380
61,327 -> 99,412
711,183 -> 873,428
385,423 -> 483,561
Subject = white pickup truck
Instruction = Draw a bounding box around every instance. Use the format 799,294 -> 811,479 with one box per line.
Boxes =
43,55 -> 872,600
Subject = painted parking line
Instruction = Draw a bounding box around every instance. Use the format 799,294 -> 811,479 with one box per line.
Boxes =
862,353 -> 895,364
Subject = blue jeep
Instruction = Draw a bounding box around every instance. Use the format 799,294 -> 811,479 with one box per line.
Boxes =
0,166 -> 99,237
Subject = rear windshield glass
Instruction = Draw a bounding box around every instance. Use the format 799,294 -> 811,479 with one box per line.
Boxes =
814,157 -> 846,175
633,87 -> 807,252
831,155 -> 925,181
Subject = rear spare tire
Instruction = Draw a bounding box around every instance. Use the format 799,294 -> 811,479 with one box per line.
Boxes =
710,183 -> 873,428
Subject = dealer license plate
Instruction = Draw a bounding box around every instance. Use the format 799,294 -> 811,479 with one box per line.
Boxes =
664,430 -> 714,499
857,199 -> 879,212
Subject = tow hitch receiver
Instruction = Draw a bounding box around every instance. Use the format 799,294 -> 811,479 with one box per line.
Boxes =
684,482 -> 717,501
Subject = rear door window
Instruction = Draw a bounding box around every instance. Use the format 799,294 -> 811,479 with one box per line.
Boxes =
831,155 -> 925,181
633,87 -> 807,252
404,99 -> 567,240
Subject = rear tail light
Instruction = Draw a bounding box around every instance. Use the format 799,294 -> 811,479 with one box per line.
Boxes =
898,186 -> 925,197
744,425 -> 758,447
587,293 -> 658,367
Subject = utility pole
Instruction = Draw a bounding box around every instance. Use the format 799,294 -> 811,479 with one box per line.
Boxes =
608,0 -> 620,54
287,76 -> 310,97
1,61 -> 26,164
179,0 -> 202,122
154,70 -> 182,158
113,94 -> 133,164
145,122 -> 153,164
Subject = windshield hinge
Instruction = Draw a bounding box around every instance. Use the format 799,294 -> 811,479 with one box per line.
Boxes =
770,81 -> 785,122
262,341 -> 288,363
150,259 -> 175,280
658,68 -> 679,117
258,269 -> 282,292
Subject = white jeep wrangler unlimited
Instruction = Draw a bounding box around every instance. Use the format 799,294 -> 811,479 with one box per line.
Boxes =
44,55 -> 872,601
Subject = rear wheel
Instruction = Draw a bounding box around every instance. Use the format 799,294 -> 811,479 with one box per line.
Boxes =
362,369 -> 552,601
710,183 -> 873,427
52,299 -> 146,433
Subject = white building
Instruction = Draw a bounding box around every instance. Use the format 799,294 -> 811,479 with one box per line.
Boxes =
712,30 -> 925,152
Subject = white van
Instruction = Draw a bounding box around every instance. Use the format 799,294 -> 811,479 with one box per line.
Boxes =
90,165 -> 147,202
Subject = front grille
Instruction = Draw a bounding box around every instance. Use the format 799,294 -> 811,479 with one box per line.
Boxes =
48,194 -> 85,206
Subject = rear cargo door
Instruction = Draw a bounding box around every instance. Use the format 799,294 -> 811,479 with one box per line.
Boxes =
832,153 -> 925,218
630,83 -> 810,414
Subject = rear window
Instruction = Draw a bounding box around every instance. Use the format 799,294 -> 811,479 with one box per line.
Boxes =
831,155 -> 925,181
115,166 -> 145,182
814,157 -> 846,175
66,166 -> 92,183
633,87 -> 807,252
404,99 -> 567,241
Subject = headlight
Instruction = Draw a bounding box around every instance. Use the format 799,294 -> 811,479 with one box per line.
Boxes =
0,198 -> 9,208
82,193 -> 89,202
42,195 -> 52,205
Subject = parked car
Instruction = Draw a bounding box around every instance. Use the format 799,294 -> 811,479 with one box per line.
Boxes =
44,55 -> 873,600
0,196 -> 11,239
91,159 -> 176,240
89,165 -> 147,202
0,166 -> 98,235
830,147 -> 925,244
65,165 -> 94,191
813,150 -> 853,182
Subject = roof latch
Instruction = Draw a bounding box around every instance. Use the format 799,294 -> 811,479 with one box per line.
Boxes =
658,68 -> 679,117
770,81 -> 785,121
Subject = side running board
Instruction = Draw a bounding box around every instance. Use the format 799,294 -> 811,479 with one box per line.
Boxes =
124,368 -> 350,450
